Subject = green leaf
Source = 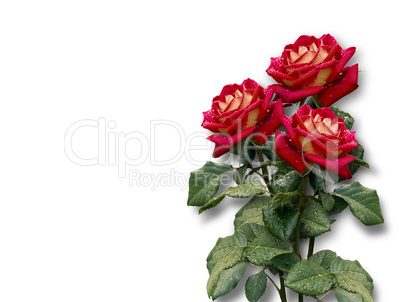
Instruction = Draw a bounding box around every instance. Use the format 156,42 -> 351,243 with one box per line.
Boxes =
245,271 -> 267,302
309,165 -> 326,192
332,182 -> 384,226
261,140 -> 277,161
348,145 -> 369,174
330,106 -> 355,130
234,196 -> 272,231
224,178 -> 267,198
238,223 -> 268,243
271,171 -> 302,194
333,288 -> 363,302
309,250 -> 337,270
285,259 -> 336,296
328,195 -> 349,215
187,161 -> 233,206
330,257 -> 374,302
208,262 -> 247,300
234,164 -> 249,185
354,261 -> 374,291
207,232 -> 247,274
319,190 -> 336,212
262,204 -> 299,241
199,178 -> 267,213
270,252 -> 300,272
232,138 -> 256,165
301,200 -> 331,238
206,233 -> 248,299
271,191 -> 301,207
243,224 -> 293,267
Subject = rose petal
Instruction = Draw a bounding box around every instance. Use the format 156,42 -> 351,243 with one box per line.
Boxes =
291,60 -> 337,89
253,100 -> 284,144
294,127 -> 336,159
304,153 -> 355,178
207,126 -> 258,158
201,110 -> 228,132
279,114 -> 303,150
335,131 -> 359,155
267,67 -> 296,84
227,99 -> 264,135
296,104 -> 315,116
317,64 -> 359,107
327,46 -> 356,83
274,130 -> 308,173
272,84 -> 325,105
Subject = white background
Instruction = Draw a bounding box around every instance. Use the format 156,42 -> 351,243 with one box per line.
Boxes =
0,1 -> 400,301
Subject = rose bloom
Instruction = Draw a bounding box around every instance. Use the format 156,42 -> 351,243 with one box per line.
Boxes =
202,78 -> 284,158
267,34 -> 358,107
274,105 -> 358,179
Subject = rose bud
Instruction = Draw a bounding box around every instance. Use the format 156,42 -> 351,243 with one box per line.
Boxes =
267,34 -> 358,107
274,105 -> 358,179
202,78 -> 284,158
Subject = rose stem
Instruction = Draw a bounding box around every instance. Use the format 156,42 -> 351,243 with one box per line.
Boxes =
278,271 -> 287,302
295,174 -> 309,258
255,147 -> 273,193
255,147 -> 286,301
295,174 -> 309,302
307,237 -> 315,259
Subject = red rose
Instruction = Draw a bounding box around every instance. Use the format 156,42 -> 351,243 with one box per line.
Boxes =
274,105 -> 358,179
202,78 -> 284,158
267,34 -> 358,107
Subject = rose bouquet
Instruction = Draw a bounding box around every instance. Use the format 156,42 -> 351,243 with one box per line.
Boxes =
187,34 -> 383,302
